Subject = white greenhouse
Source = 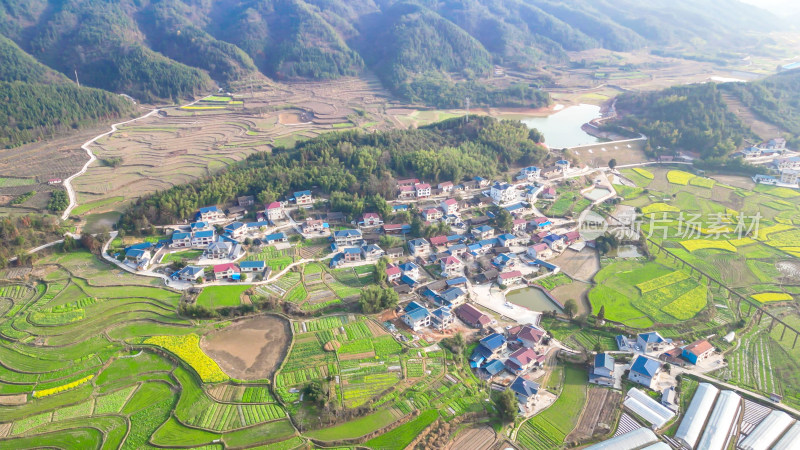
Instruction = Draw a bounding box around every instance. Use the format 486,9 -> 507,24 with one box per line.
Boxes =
697,390 -> 741,450
771,420 -> 800,450
585,428 -> 659,450
738,410 -> 795,450
675,382 -> 720,449
623,388 -> 676,428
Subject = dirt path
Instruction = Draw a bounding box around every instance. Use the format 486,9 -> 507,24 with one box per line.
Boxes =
721,92 -> 783,140
200,315 -> 291,380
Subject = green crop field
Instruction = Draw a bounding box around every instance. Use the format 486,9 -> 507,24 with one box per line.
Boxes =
195,285 -> 248,308
517,366 -> 587,449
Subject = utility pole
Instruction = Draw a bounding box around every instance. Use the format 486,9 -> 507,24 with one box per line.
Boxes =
74,70 -> 80,87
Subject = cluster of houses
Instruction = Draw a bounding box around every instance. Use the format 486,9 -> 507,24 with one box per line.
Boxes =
464,324 -> 549,413
735,138 -> 800,187
170,260 -> 271,283
590,331 -> 716,398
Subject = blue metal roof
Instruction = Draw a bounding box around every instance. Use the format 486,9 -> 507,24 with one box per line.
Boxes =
334,229 -> 362,237
126,242 -> 153,251
408,238 -> 429,247
265,232 -> 286,241
125,248 -> 147,258
172,232 -> 191,240
190,221 -> 208,229
343,247 -> 361,254
194,230 -> 214,238
294,190 -> 311,197
400,275 -> 417,286
178,266 -> 203,276
446,277 -> 467,286
247,221 -> 270,228
595,353 -> 614,371
480,333 -> 506,351
399,262 -> 419,271
431,306 -> 451,320
534,259 -> 557,270
440,287 -> 465,302
543,234 -> 563,243
483,359 -> 505,375
447,234 -> 462,242
504,203 -> 525,212
639,332 -> 664,344
405,301 -> 424,312
631,355 -> 661,377
405,306 -> 429,322
393,204 -> 409,211
467,243 -> 481,252
510,377 -> 540,398
475,225 -> 493,233
198,206 -> 220,213
240,261 -> 266,268
225,222 -> 245,231
616,335 -> 628,349
472,345 -> 494,360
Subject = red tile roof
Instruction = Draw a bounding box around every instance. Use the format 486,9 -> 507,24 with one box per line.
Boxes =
442,255 -> 462,266
498,270 -> 522,280
430,235 -> 449,246
517,326 -> 545,344
684,340 -> 714,356
415,183 -> 431,189
443,198 -> 458,206
266,201 -> 281,209
213,263 -> 240,273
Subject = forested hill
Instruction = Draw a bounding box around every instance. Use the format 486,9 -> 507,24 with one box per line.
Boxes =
721,69 -> 800,148
0,0 -> 780,108
0,35 -> 136,149
119,116 -> 546,230
614,83 -> 755,159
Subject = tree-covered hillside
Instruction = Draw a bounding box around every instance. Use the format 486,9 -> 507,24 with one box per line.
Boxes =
722,69 -> 800,147
119,116 -> 547,229
0,0 -> 781,107
615,83 -> 755,158
0,34 -> 136,148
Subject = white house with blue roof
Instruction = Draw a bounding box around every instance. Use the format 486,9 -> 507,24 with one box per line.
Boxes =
517,166 -> 541,182
171,231 -> 192,248
589,353 -> 616,387
628,355 -> 663,390
430,306 -> 454,331
293,190 -> 313,205
490,182 -> 516,204
239,260 -> 268,274
402,301 -> 431,331
190,221 -> 211,232
125,248 -> 151,270
333,229 -> 362,246
196,206 -> 226,223
224,221 -> 247,239
479,333 -> 507,357
264,232 -> 288,245
510,377 -> 540,411
472,225 -> 495,240
637,331 -> 667,353
191,230 -> 216,247
171,265 -> 204,282
408,238 -> 431,257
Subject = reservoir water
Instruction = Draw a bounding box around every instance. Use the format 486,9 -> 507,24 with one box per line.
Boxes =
522,104 -> 602,149
505,287 -> 564,313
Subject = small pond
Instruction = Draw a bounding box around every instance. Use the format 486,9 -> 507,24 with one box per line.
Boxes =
608,244 -> 645,258
521,104 -> 602,149
506,286 -> 564,313
584,188 -> 611,201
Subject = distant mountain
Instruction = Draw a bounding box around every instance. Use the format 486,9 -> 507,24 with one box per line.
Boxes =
0,0 -> 783,106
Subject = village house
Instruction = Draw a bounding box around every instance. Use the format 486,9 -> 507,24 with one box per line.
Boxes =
562,230 -> 581,245
438,181 -> 454,193
224,222 -> 248,239
440,255 -> 464,277
527,243 -> 552,260
540,187 -> 557,199
402,301 -> 431,331
556,159 -> 571,172
171,265 -> 204,282
531,217 -> 551,230
505,347 -> 541,374
302,218 -> 325,233
227,206 -> 247,220
497,270 -> 523,285
456,303 -> 493,329
682,340 -> 714,365
516,325 -> 546,348
408,238 -> 431,257
343,247 -> 362,262
490,182 -> 516,204
423,208 -> 443,222
628,355 -> 663,390
361,244 -> 385,260
171,232 -> 192,248
387,247 -> 404,259
430,235 -> 449,248
517,166 -> 541,182
510,377 -> 540,411
589,353 -> 615,387
472,225 -> 495,240
637,331 -> 667,353
190,221 -> 211,232
398,185 -> 415,199
439,286 -> 467,307
383,223 -> 410,235
293,190 -> 313,205
213,263 -> 240,281
125,248 -> 151,270
399,262 -> 420,280
196,206 -> 226,223
479,333 -> 507,357
333,229 -> 363,246
543,234 -> 565,251
204,241 -> 242,260
430,306 -> 454,331
246,221 -> 270,233
513,219 -> 528,233
497,233 -> 523,248
493,253 -> 517,270
266,202 -> 284,221
191,230 -> 216,247
474,176 -> 491,188
415,183 -> 431,198
239,260 -> 267,275
264,232 -> 288,245
780,169 -> 799,185
481,360 -> 506,380
541,166 -> 560,179
397,178 -> 419,187
441,198 -> 459,215
361,213 -> 383,227
386,264 -> 402,282
237,195 -> 255,207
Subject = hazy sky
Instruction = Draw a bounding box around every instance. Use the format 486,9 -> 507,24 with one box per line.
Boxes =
740,0 -> 800,15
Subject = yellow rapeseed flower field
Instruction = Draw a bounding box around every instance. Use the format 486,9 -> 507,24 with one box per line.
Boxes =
144,334 -> 229,383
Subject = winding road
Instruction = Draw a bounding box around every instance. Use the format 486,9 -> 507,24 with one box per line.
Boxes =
60,108 -> 160,219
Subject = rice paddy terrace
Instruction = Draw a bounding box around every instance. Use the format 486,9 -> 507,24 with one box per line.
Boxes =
0,250 -> 493,448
